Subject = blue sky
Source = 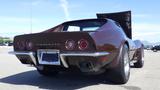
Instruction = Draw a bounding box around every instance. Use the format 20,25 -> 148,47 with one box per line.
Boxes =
0,0 -> 160,43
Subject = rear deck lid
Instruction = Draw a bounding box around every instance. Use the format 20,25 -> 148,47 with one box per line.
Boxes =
96,11 -> 132,39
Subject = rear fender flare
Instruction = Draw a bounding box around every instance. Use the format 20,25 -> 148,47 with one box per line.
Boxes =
107,43 -> 125,68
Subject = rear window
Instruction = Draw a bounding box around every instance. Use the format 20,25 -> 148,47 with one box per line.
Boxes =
63,19 -> 106,32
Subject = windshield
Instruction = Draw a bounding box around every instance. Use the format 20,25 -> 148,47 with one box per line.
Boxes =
63,19 -> 106,32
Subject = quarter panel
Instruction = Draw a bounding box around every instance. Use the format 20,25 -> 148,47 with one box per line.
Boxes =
89,20 -> 127,68
90,20 -> 124,52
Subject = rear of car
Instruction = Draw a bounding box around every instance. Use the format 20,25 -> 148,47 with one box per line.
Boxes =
13,19 -> 111,73
151,45 -> 160,52
11,11 -> 142,84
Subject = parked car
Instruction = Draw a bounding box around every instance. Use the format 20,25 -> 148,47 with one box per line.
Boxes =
0,43 -> 5,46
144,45 -> 153,50
11,11 -> 144,84
151,45 -> 160,52
8,42 -> 13,46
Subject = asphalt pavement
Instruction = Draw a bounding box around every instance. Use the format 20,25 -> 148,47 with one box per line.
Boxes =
0,47 -> 160,90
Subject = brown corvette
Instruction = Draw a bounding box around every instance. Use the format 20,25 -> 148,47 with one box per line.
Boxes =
11,11 -> 144,84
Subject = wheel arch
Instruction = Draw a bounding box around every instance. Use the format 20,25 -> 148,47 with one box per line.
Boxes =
124,41 -> 129,49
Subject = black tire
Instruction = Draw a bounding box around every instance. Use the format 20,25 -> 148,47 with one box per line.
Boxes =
153,49 -> 157,52
110,45 -> 130,84
134,50 -> 144,68
37,66 -> 58,76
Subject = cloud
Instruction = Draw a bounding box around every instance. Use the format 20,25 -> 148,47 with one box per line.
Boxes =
133,23 -> 160,31
0,16 -> 37,23
21,0 -> 44,6
133,14 -> 151,18
31,0 -> 42,6
0,16 -> 39,36
132,22 -> 160,42
0,26 -> 31,33
59,0 -> 70,20
133,31 -> 160,37
0,16 -> 30,22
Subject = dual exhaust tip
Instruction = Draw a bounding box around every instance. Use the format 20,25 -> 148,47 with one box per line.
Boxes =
78,61 -> 94,72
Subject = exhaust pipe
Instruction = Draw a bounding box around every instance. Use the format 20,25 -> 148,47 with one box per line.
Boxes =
78,61 -> 94,72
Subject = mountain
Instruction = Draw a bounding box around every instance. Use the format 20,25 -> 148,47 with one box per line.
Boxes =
154,42 -> 160,45
141,40 -> 153,49
141,40 -> 160,49
141,40 -> 152,45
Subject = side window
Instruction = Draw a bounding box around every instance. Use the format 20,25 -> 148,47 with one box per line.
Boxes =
82,27 -> 100,31
67,26 -> 80,32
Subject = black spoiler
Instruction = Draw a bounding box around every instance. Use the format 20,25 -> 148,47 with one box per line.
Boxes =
96,11 -> 132,39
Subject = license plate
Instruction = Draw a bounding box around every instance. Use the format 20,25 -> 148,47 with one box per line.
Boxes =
37,49 -> 60,65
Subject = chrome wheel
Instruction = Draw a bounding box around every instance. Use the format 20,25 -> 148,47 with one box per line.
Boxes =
124,51 -> 130,78
134,49 -> 144,68
108,45 -> 130,84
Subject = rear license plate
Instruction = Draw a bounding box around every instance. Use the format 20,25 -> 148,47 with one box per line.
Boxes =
37,49 -> 60,65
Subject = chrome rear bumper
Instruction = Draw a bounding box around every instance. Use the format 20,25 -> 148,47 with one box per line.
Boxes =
9,51 -> 37,65
60,52 -> 109,68
9,51 -> 109,68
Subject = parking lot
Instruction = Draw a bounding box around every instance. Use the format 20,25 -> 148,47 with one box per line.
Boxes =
0,46 -> 160,90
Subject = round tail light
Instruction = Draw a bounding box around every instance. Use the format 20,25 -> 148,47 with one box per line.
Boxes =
16,41 -> 25,50
65,40 -> 75,50
26,41 -> 33,50
78,39 -> 89,50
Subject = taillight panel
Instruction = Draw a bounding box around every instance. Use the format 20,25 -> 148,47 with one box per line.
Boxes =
26,41 -> 33,50
16,41 -> 25,50
65,40 -> 75,50
65,39 -> 89,50
78,39 -> 89,50
14,40 -> 34,51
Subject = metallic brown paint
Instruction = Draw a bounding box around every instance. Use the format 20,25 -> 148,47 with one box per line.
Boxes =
13,17 -> 143,74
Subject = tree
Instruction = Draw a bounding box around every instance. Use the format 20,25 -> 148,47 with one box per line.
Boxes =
0,38 -> 3,44
0,37 -> 13,44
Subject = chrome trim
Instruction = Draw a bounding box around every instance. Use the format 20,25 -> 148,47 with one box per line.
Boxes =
61,52 -> 109,57
37,49 -> 61,65
9,51 -> 109,68
36,49 -> 69,68
60,55 -> 69,68
60,52 -> 110,68
9,51 -> 37,65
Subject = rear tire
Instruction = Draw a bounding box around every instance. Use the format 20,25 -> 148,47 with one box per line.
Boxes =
153,49 -> 157,52
110,45 -> 130,84
134,50 -> 144,68
37,66 -> 58,76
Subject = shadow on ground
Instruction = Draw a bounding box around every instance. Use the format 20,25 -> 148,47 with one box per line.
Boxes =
0,70 -> 118,90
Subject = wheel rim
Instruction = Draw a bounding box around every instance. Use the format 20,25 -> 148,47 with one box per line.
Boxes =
124,52 -> 130,77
